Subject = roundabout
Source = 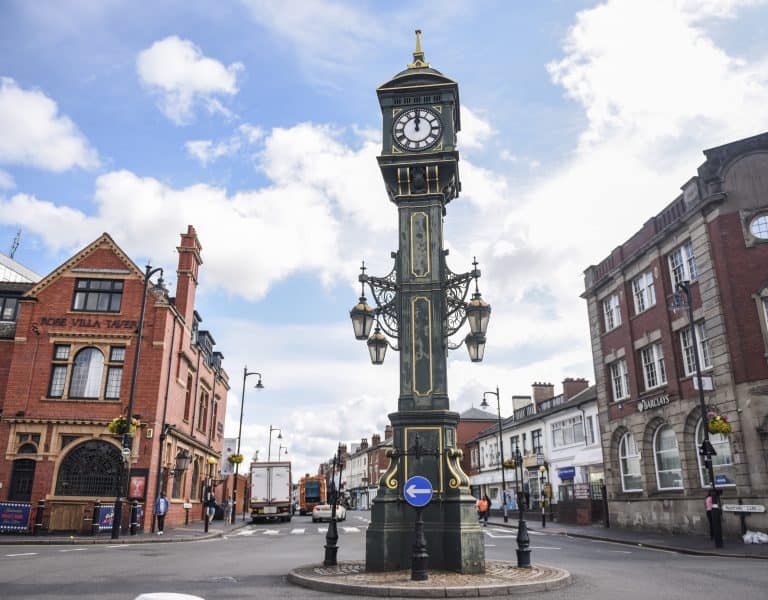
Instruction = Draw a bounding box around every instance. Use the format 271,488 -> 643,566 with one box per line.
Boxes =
288,560 -> 572,597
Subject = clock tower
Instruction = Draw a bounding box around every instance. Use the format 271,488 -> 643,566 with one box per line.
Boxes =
364,31 -> 486,574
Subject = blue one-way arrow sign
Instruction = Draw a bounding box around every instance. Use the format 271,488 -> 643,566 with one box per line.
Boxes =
404,475 -> 433,508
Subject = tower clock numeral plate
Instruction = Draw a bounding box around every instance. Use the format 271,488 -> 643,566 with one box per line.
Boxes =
393,107 -> 442,152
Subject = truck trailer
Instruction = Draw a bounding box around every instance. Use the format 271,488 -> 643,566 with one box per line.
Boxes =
250,461 -> 292,523
298,474 -> 327,515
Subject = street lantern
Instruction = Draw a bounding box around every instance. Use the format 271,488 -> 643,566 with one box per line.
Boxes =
466,293 -> 491,336
174,449 -> 192,475
367,326 -> 389,365
350,261 -> 376,340
465,332 -> 486,363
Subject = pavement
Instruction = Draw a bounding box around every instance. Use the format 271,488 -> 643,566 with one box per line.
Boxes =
486,513 -> 768,559
0,517 -> 250,545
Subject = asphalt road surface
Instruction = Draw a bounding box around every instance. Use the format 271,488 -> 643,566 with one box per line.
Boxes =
1,511 -> 765,599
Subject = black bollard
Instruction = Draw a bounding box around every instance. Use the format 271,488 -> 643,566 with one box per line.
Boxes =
411,506 -> 429,581
33,499 -> 45,536
130,500 -> 139,535
91,502 -> 101,536
516,517 -> 532,568
602,483 -> 610,528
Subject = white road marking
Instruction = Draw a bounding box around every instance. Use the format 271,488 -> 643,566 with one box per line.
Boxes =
342,526 -> 360,533
291,528 -> 305,534
59,548 -> 87,552
234,529 -> 257,536
484,531 -> 516,539
263,529 -> 279,535
484,544 -> 497,547
317,526 -> 328,533
6,553 -> 37,557
355,516 -> 370,523
106,545 -> 129,548
530,546 -> 561,550
606,550 -> 632,554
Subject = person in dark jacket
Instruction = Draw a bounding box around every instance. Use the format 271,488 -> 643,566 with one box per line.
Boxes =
154,491 -> 169,535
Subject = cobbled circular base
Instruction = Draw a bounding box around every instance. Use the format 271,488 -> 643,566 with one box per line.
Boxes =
288,560 -> 572,597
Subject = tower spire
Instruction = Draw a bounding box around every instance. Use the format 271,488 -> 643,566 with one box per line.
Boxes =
407,29 -> 430,69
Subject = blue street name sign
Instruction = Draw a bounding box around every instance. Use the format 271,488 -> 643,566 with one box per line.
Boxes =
714,474 -> 729,485
404,475 -> 433,508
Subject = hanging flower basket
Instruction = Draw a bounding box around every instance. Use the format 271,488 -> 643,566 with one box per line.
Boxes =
707,413 -> 732,435
107,416 -> 140,435
227,453 -> 244,465
502,459 -> 515,469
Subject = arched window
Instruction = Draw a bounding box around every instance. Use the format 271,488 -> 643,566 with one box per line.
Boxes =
618,432 -> 642,492
55,440 -> 121,496
68,348 -> 104,398
653,425 -> 683,490
695,419 -> 735,487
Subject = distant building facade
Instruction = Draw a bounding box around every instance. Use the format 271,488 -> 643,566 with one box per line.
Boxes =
583,132 -> 768,535
0,226 -> 230,533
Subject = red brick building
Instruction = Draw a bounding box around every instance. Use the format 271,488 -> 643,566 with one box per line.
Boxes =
0,226 -> 230,533
583,132 -> 768,535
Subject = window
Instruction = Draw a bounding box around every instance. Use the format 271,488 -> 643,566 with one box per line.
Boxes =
640,343 -> 667,390
105,346 -> 125,399
210,399 -> 218,438
695,419 -> 734,487
551,416 -> 585,448
197,390 -> 209,432
749,214 -> 768,240
653,425 -> 683,490
618,432 -> 642,492
72,279 -> 123,313
680,322 -> 712,376
183,375 -> 193,420
668,241 -> 697,287
603,293 -> 621,331
610,359 -> 630,401
0,296 -> 18,321
55,440 -> 122,496
68,348 -> 105,398
531,429 -> 542,454
510,435 -> 519,456
632,271 -> 656,314
49,344 -> 70,398
586,415 -> 597,445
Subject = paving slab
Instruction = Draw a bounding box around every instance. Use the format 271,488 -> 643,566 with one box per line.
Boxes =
288,560 -> 572,597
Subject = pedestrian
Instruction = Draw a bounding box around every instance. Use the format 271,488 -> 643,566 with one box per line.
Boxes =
705,491 -> 714,538
223,496 -> 232,524
154,491 -> 169,535
477,494 -> 490,526
205,493 -> 217,524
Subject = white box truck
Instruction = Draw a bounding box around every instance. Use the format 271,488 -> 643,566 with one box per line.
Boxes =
250,461 -> 292,523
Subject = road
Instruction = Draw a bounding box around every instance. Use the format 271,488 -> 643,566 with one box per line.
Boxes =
0,511 -> 765,599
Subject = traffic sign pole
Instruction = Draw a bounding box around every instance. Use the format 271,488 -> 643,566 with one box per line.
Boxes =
404,475 -> 433,581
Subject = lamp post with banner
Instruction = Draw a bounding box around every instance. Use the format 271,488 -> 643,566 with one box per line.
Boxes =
670,281 -> 723,548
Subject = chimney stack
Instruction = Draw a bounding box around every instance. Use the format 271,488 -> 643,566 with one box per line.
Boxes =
371,434 -> 381,446
531,382 -> 555,405
360,438 -> 369,450
384,425 -> 393,440
562,377 -> 589,400
174,225 -> 203,324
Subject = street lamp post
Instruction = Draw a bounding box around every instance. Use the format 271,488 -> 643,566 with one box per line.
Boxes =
672,281 -> 724,548
233,367 -> 263,524
513,442 -> 531,568
480,386 -> 508,523
538,465 -> 547,528
112,264 -> 166,540
267,425 -> 282,462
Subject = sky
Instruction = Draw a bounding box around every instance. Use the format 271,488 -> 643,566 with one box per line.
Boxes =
1,0 -> 768,478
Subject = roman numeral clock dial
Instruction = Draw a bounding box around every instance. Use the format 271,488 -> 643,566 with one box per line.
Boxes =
392,107 -> 442,151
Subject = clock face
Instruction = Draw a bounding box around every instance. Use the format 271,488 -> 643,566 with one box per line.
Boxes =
392,107 -> 442,152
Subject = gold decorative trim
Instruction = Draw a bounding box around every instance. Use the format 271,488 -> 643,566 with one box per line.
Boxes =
410,212 -> 430,278
383,448 -> 399,489
404,426 -> 443,492
411,296 -> 433,396
445,447 -> 470,490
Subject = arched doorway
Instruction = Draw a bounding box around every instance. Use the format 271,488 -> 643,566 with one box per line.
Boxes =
9,448 -> 37,501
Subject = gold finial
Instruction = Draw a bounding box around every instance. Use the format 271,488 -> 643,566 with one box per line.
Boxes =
407,29 -> 430,69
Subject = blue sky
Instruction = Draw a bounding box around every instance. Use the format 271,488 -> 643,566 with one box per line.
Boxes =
2,0 -> 768,477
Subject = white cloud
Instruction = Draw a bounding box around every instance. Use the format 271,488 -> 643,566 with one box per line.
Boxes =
0,170 -> 14,189
0,77 -> 99,172
185,123 -> 264,165
0,123 -> 392,300
459,106 -> 495,150
136,36 -> 243,124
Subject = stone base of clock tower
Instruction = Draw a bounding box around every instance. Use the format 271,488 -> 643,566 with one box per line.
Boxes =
365,411 -> 486,574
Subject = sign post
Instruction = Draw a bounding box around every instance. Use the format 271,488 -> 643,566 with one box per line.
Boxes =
404,475 -> 433,581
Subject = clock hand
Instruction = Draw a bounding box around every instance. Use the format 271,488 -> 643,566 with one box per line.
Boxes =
414,113 -> 420,132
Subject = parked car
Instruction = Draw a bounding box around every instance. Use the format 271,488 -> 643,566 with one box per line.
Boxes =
312,503 -> 347,522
